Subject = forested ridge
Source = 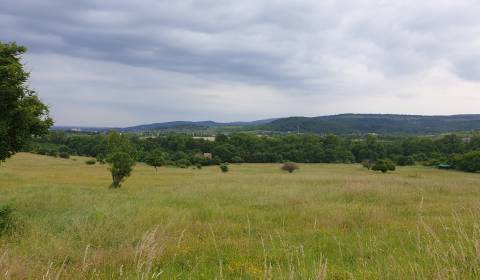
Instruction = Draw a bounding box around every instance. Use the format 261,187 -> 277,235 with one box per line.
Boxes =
261,114 -> 480,135
55,114 -> 480,135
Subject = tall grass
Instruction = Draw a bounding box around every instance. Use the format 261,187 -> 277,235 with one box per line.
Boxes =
0,153 -> 479,279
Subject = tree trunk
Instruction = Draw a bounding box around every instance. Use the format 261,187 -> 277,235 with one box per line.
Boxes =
110,174 -> 123,188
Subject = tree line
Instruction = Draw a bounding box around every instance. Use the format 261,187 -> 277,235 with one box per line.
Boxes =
26,131 -> 480,173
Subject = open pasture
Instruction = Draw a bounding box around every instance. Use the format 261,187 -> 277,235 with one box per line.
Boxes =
0,153 -> 479,279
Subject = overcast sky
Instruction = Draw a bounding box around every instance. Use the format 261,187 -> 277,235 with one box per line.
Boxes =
2,0 -> 480,126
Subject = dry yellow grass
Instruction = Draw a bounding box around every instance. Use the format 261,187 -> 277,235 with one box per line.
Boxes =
0,153 -> 479,279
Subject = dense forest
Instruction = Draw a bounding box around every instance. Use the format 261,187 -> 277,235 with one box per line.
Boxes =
261,114 -> 480,135
25,131 -> 480,172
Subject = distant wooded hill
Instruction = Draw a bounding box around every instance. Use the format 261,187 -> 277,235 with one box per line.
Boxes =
53,114 -> 480,135
120,119 -> 277,132
261,114 -> 480,135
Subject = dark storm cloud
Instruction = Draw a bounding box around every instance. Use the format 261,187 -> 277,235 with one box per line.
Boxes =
1,0 -> 300,87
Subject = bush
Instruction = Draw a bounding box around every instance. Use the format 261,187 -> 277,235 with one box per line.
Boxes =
46,150 -> 58,157
59,152 -> 70,159
372,159 -> 396,173
36,148 -> 48,155
196,163 -> 203,170
281,162 -> 299,173
397,155 -> 415,166
0,205 -> 14,235
85,159 -> 96,165
107,152 -> 135,188
220,163 -> 229,172
362,159 -> 373,170
96,153 -> 106,164
176,158 -> 191,168
58,145 -> 70,154
455,151 -> 480,172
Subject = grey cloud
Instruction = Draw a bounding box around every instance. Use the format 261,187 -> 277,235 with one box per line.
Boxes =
2,2 -> 477,75
0,1 -> 357,87
1,0 -> 480,126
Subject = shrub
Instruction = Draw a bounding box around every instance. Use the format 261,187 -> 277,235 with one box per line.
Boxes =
281,162 -> 299,173
220,163 -> 229,172
191,154 -> 204,165
176,158 -> 191,168
397,155 -> 415,166
59,152 -> 70,159
211,156 -> 222,165
362,159 -> 373,170
36,148 -> 48,155
107,152 -> 135,188
96,153 -> 106,164
58,146 -> 70,154
372,159 -> 396,173
46,149 -> 58,157
455,151 -> 480,172
196,163 -> 203,170
85,159 -> 96,165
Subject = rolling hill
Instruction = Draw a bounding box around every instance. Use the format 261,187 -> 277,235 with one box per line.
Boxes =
120,118 -> 277,132
52,114 -> 480,135
261,114 -> 480,135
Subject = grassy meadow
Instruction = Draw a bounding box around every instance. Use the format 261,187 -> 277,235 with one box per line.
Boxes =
0,153 -> 480,279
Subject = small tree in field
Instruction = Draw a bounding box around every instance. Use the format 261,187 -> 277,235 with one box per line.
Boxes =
362,159 -> 373,170
281,162 -> 299,173
372,159 -> 396,173
219,163 -> 229,172
145,149 -> 167,173
107,152 -> 135,188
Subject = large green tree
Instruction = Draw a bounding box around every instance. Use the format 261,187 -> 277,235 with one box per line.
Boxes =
0,42 -> 52,161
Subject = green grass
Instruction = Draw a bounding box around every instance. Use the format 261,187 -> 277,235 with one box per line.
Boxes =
0,153 -> 480,279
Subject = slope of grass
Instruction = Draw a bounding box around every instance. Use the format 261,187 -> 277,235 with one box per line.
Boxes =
0,153 -> 479,279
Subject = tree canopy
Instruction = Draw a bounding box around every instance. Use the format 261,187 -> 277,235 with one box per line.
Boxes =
0,42 -> 52,161
107,152 -> 135,188
145,149 -> 167,172
25,129 -> 480,173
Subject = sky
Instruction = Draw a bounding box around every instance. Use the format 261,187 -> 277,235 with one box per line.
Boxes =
2,0 -> 480,127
